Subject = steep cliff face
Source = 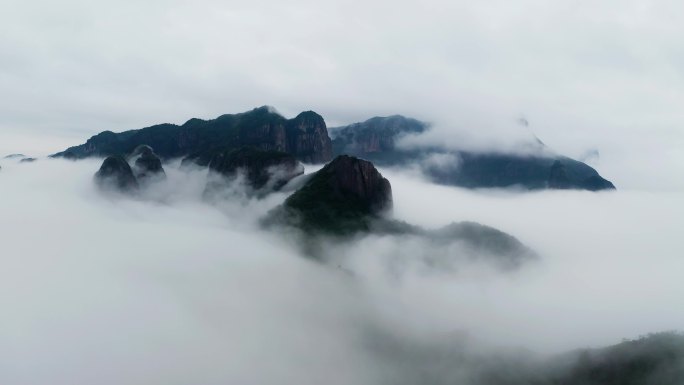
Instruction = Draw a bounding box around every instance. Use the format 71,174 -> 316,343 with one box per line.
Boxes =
53,106 -> 333,165
266,155 -> 392,234
331,115 -> 616,191
286,111 -> 333,164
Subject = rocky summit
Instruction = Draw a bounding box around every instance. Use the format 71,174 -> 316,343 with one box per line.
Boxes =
94,155 -> 139,192
128,145 -> 166,182
53,106 -> 333,165
266,155 -> 392,234
264,155 -> 535,267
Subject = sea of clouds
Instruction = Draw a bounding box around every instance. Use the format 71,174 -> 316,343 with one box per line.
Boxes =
1,155 -> 682,384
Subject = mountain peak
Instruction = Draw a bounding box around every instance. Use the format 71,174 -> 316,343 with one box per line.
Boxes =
266,155 -> 392,234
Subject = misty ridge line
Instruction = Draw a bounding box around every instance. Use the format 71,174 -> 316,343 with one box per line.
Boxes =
1,157 -> 682,385
47,105 -> 616,192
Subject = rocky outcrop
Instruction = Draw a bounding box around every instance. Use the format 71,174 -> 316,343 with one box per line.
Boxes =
128,145 -> 166,182
94,156 -> 139,192
330,115 -> 615,191
266,155 -> 392,234
286,111 -> 333,163
264,155 -> 535,268
52,106 -> 333,165
206,147 -> 304,193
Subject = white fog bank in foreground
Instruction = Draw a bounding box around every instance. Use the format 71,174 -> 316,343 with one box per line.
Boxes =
0,159 -> 682,384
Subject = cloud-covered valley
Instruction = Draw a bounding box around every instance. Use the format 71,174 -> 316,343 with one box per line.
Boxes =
1,156 -> 682,384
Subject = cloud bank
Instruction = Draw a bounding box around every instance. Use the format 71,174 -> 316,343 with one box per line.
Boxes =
0,157 -> 682,384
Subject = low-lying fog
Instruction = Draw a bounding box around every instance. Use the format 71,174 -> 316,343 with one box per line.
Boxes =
1,158 -> 683,384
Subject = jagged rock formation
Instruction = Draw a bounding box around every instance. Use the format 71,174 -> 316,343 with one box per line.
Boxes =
331,115 -> 615,191
285,111 -> 332,163
266,155 -> 392,234
94,156 -> 139,192
128,145 -> 166,182
53,106 -> 333,165
206,147 -> 303,192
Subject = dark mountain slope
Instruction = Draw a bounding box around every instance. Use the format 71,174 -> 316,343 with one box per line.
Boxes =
94,155 -> 139,192
331,115 -> 615,191
266,155 -> 393,235
264,155 -> 536,268
53,106 -> 332,164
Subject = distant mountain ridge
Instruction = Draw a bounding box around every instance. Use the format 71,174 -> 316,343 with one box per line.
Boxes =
331,115 -> 616,191
53,106 -> 614,191
53,106 -> 333,164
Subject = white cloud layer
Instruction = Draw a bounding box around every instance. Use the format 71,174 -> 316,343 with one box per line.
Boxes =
0,158 -> 682,384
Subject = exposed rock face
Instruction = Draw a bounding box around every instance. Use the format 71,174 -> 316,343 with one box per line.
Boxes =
286,111 -> 333,163
129,145 -> 166,181
331,115 -> 615,191
206,147 -> 304,192
94,156 -> 139,191
266,155 -> 392,234
52,106 -> 333,165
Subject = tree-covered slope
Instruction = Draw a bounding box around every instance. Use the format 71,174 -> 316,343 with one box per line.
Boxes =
53,106 -> 332,164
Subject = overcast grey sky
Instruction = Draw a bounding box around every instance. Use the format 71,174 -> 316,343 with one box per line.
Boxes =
1,0 -> 683,189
